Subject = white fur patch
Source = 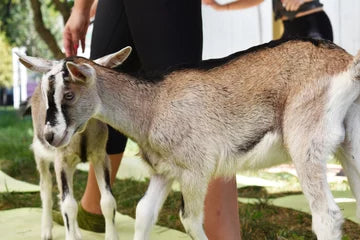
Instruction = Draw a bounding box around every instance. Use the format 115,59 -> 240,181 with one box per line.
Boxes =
237,131 -> 290,171
325,71 -> 360,153
134,175 -> 172,240
32,138 -> 56,162
41,62 -> 64,110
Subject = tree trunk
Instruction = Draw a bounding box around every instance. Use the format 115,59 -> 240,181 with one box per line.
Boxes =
53,0 -> 71,24
29,0 -> 65,59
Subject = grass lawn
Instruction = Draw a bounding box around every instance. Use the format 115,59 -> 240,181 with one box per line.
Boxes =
0,107 -> 359,239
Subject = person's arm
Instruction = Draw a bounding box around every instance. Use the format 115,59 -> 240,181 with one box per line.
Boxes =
89,0 -> 98,20
203,0 -> 264,11
63,0 -> 94,56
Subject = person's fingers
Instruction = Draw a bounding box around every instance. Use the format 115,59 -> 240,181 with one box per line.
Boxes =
80,27 -> 88,53
287,2 -> 294,11
282,0 -> 290,11
80,38 -> 85,54
203,0 -> 216,5
63,29 -> 73,57
281,0 -> 288,8
290,0 -> 300,11
71,31 -> 80,56
282,0 -> 295,11
290,1 -> 298,11
294,0 -> 304,11
289,2 -> 297,11
283,0 -> 303,11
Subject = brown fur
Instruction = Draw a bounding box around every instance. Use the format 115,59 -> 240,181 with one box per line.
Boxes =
21,39 -> 360,240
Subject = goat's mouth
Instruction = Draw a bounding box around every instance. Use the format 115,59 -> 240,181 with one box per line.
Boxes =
51,129 -> 69,148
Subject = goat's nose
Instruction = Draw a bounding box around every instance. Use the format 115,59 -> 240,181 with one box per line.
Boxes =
44,132 -> 54,144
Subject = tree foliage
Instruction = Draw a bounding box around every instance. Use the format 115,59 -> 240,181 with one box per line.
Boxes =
0,0 -> 73,59
0,33 -> 12,87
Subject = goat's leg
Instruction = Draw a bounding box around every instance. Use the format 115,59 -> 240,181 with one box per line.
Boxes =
286,133 -> 343,240
36,158 -> 53,240
54,157 -> 81,240
282,75 -> 360,239
179,174 -> 208,240
92,155 -> 118,240
133,175 -> 173,240
336,102 -> 360,218
336,148 -> 360,218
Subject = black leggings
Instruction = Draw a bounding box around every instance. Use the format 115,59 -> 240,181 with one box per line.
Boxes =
90,0 -> 203,154
282,11 -> 333,41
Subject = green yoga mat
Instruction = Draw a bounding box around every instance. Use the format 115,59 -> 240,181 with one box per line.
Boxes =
272,191 -> 359,224
0,208 -> 190,240
0,170 -> 40,193
239,190 -> 359,224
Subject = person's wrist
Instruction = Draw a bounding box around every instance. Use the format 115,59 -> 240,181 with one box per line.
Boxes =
71,5 -> 91,18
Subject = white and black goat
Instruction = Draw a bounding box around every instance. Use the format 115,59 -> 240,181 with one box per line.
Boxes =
19,47 -> 131,240
19,39 -> 360,240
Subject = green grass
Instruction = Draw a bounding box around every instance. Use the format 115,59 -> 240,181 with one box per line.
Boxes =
124,139 -> 140,157
1,172 -> 358,239
0,107 -> 359,239
0,107 -> 37,183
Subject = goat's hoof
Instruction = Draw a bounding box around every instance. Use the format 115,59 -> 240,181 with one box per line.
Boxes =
41,230 -> 52,240
312,211 -> 343,240
75,226 -> 82,239
65,236 -> 82,240
105,231 -> 119,240
41,234 -> 52,240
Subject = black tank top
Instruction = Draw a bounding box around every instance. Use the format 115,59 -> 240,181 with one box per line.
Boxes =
273,0 -> 323,20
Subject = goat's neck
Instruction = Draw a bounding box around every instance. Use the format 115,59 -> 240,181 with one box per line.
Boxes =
95,72 -> 157,142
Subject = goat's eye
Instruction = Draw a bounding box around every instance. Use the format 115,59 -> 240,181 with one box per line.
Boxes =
64,92 -> 74,101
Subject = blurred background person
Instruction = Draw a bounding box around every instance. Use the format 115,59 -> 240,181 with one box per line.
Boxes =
203,0 -> 333,41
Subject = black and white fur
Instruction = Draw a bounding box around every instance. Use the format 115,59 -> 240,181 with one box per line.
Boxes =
19,47 -> 131,240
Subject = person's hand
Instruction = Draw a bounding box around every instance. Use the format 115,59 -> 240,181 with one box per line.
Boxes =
281,0 -> 304,11
202,0 -> 228,11
202,0 -> 216,5
63,8 -> 90,57
210,2 -> 229,11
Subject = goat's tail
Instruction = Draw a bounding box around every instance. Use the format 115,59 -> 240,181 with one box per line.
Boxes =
18,97 -> 32,117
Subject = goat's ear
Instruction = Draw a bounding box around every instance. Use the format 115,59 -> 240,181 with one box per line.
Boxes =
94,46 -> 132,68
66,62 -> 95,84
16,53 -> 56,73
